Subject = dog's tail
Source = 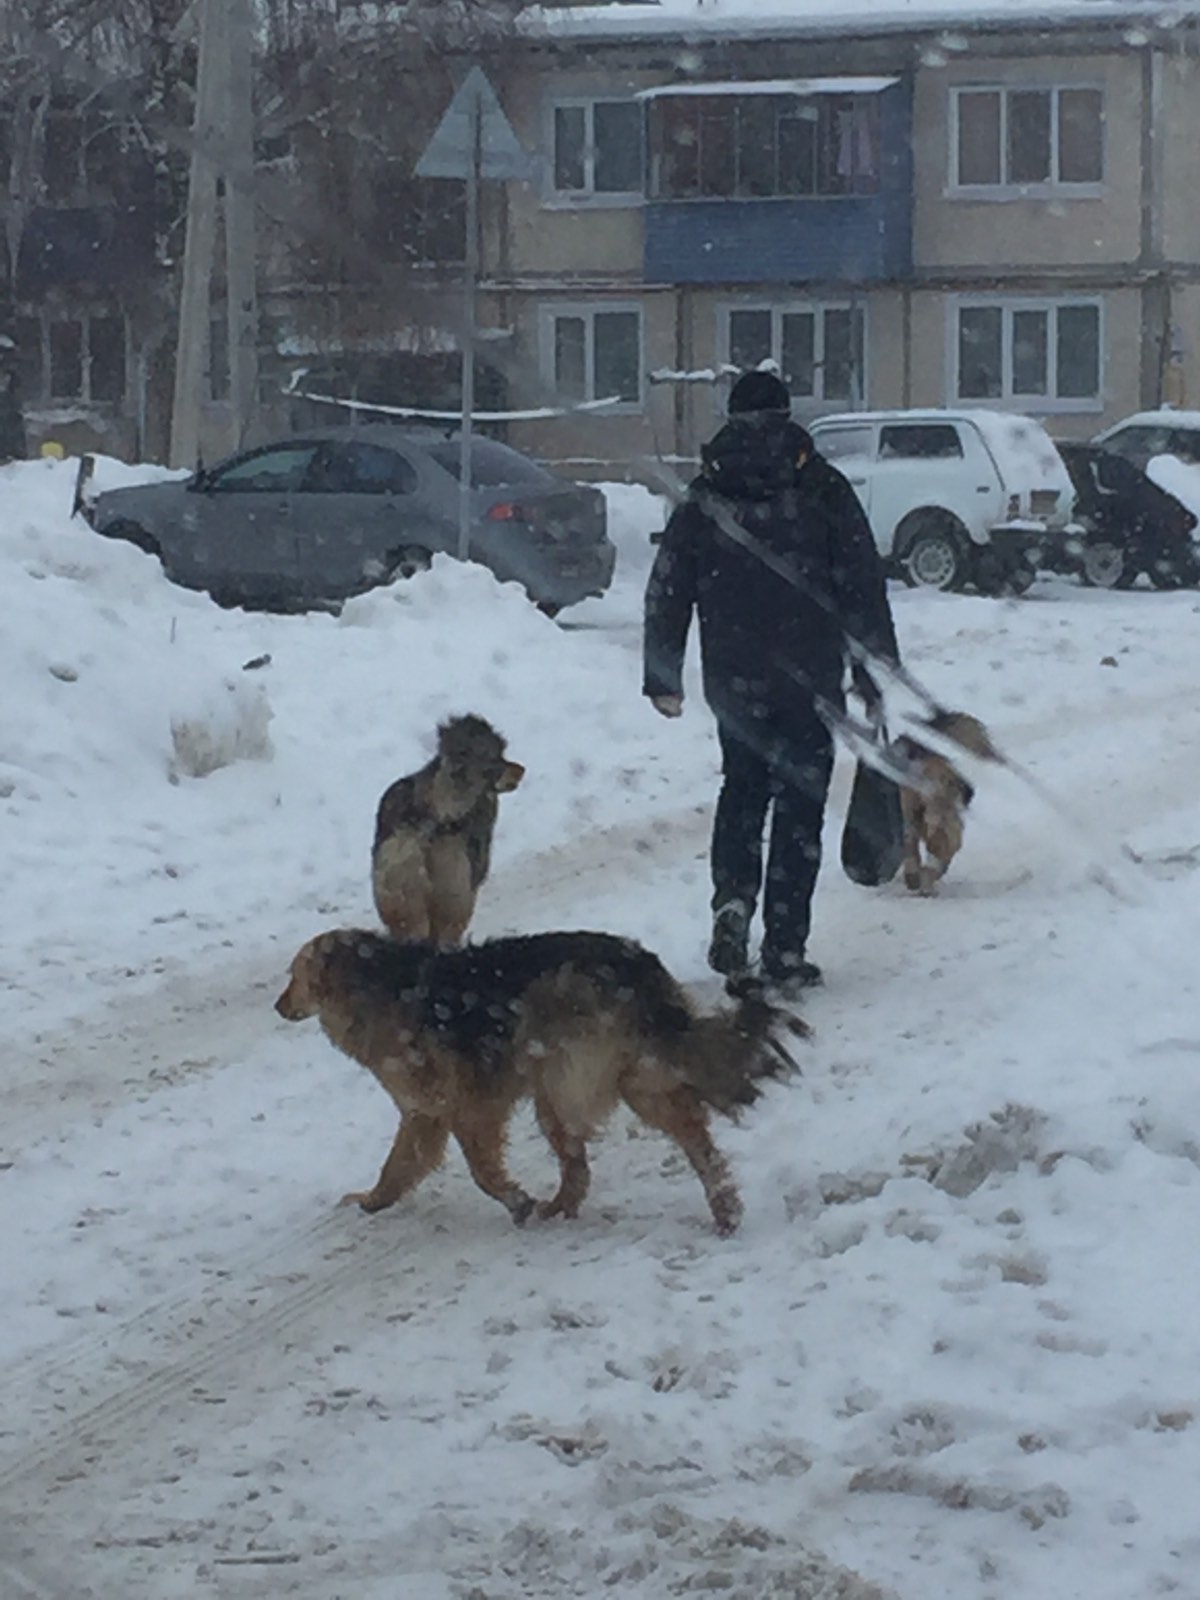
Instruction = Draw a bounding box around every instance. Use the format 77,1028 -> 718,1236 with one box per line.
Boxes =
658,978 -> 806,1119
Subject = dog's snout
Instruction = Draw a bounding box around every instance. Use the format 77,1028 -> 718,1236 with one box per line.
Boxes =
498,761 -> 525,793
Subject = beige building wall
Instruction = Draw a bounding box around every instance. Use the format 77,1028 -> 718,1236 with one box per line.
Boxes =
1167,285 -> 1200,414
1159,52 -> 1200,266
864,291 -> 908,410
913,52 -> 1144,270
498,63 -> 653,281
501,286 -> 676,475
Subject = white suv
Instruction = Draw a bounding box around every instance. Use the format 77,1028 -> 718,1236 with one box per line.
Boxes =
810,408 -> 1075,593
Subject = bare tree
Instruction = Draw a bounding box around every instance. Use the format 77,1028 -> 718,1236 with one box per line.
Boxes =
0,1 -> 193,297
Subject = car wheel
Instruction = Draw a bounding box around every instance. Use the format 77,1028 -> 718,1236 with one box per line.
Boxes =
384,546 -> 432,582
1080,542 -> 1135,589
898,516 -> 970,591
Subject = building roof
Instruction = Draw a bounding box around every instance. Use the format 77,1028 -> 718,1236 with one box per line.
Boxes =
518,0 -> 1200,43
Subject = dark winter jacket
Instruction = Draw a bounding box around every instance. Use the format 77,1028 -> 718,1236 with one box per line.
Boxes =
643,413 -> 898,721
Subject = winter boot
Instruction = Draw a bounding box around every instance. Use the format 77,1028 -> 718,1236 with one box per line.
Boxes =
708,898 -> 751,977
760,950 -> 824,1000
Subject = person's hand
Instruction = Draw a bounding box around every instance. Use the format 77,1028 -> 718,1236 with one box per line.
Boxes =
651,694 -> 684,719
852,665 -> 883,721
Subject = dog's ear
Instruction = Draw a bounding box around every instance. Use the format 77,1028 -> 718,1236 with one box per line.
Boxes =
496,761 -> 524,793
275,940 -> 322,1020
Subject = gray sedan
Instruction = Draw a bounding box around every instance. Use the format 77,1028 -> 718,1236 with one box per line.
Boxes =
82,425 -> 615,612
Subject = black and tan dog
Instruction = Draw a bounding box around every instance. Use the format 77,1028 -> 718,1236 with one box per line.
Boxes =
894,710 -> 999,896
371,715 -> 523,947
275,928 -> 801,1235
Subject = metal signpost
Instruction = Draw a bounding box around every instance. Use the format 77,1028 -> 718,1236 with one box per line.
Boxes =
416,68 -> 535,560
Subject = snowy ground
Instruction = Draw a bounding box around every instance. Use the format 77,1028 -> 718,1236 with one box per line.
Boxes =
4,456 -> 1200,1600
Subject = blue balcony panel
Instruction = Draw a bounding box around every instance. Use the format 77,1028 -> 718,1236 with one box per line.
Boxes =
644,193 -> 912,287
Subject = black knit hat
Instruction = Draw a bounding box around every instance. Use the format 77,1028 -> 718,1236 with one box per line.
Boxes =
727,370 -> 791,416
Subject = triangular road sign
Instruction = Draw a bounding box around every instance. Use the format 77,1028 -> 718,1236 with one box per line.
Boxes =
415,65 -> 535,181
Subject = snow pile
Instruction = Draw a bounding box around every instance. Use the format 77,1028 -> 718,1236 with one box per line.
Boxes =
1145,451 -> 1200,530
169,666 -> 275,780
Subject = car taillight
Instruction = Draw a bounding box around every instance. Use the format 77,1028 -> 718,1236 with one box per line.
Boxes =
486,501 -> 525,522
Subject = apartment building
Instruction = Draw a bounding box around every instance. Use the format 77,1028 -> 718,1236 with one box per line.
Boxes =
441,0 -> 1200,474
12,2 -> 1198,472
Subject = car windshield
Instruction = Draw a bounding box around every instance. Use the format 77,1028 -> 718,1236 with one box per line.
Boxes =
1101,427 -> 1174,468
426,440 -> 552,487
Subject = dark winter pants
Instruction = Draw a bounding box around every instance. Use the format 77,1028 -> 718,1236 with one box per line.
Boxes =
711,704 -> 835,974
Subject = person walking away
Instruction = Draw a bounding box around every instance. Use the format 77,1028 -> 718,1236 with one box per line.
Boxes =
643,370 -> 899,996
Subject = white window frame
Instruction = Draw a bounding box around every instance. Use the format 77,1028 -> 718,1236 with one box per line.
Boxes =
719,300 -> 870,408
947,295 -> 1104,414
543,96 -> 644,207
540,301 -> 645,412
948,83 -> 1105,199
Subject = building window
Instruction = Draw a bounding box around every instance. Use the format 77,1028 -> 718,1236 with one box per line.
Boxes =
16,312 -> 127,405
725,303 -> 867,405
651,94 -> 880,200
952,86 -> 1103,191
550,99 -> 643,198
544,305 -> 642,408
954,299 -> 1101,408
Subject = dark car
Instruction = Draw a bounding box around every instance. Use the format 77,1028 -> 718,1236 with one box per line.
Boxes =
1052,441 -> 1198,589
1092,410 -> 1200,472
80,426 -> 616,612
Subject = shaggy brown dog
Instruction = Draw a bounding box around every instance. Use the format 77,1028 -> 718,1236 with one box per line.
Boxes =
371,715 -> 523,947
894,710 -> 999,896
275,928 -> 801,1236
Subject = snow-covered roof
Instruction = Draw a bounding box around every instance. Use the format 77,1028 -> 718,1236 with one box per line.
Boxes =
520,1 -> 1199,43
812,406 -> 1073,493
1096,408 -> 1200,434
636,76 -> 901,99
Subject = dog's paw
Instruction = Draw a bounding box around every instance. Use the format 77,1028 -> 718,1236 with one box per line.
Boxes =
536,1197 -> 580,1223
710,1191 -> 744,1237
339,1189 -> 389,1213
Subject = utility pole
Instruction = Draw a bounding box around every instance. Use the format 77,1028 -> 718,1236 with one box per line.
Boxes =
169,0 -> 258,469
170,0 -> 222,468
416,67 -> 534,556
457,93 -> 482,562
224,0 -> 259,449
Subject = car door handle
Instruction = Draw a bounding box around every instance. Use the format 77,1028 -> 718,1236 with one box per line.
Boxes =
848,477 -> 867,486
976,485 -> 992,493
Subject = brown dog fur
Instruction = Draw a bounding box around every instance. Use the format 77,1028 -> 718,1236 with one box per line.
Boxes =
894,710 -> 998,896
275,928 -> 801,1236
371,715 -> 523,947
